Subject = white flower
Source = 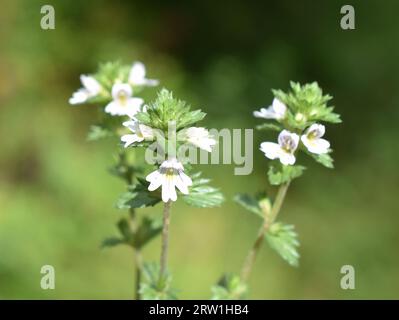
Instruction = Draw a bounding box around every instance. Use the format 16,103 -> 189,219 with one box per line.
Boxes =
253,98 -> 287,120
121,120 -> 154,148
146,158 -> 193,202
301,124 -> 330,154
69,75 -> 102,105
128,61 -> 159,87
178,127 -> 216,152
260,130 -> 299,165
105,83 -> 144,117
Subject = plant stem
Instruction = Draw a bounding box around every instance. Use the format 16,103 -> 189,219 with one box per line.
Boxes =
134,249 -> 143,300
159,200 -> 172,285
240,182 -> 290,282
128,208 -> 143,300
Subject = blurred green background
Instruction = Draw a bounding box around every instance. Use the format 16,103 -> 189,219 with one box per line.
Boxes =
0,0 -> 398,299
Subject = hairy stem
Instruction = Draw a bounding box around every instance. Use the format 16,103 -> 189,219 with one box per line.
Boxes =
128,208 -> 143,300
134,249 -> 143,300
159,200 -> 172,286
240,182 -> 290,282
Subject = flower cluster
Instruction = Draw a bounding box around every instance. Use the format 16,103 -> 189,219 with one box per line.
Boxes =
254,82 -> 341,177
69,61 -> 158,118
123,89 -> 219,203
228,82 -> 341,294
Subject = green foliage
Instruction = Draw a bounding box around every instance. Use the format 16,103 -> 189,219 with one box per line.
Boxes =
233,193 -> 264,218
140,263 -> 178,300
309,152 -> 334,169
268,164 -> 306,185
135,89 -> 206,132
211,274 -> 247,300
101,237 -> 125,248
102,213 -> 162,249
131,216 -> 163,249
182,172 -> 224,208
109,151 -> 143,184
273,82 -> 341,130
255,122 -> 282,132
87,125 -> 113,141
116,178 -> 161,209
266,223 -> 300,267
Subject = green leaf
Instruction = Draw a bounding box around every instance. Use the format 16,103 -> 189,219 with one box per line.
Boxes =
266,222 -> 300,267
233,194 -> 263,218
133,216 -> 163,248
310,152 -> 334,169
255,122 -> 282,132
116,180 -> 161,209
139,262 -> 178,300
211,274 -> 247,300
101,237 -> 125,248
87,125 -> 113,141
268,165 -> 306,185
182,173 -> 224,208
177,109 -> 206,129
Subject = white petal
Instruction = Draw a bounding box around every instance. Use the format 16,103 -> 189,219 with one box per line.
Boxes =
253,107 -> 276,119
80,75 -> 101,95
279,152 -> 296,165
104,101 -> 122,115
174,175 -> 189,194
162,177 -> 177,202
146,171 -> 163,191
301,136 -> 330,154
278,130 -> 299,151
271,98 -> 287,119
121,134 -> 143,148
69,90 -> 88,105
129,62 -> 146,84
125,98 -> 144,118
306,123 -> 325,137
111,83 -> 132,100
260,142 -> 281,160
179,171 -> 193,187
139,124 -> 154,140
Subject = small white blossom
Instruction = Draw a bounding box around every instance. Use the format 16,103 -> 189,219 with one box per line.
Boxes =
178,127 -> 216,152
301,124 -> 330,154
260,130 -> 299,165
128,61 -> 159,87
253,98 -> 287,120
69,75 -> 102,105
105,83 -> 144,117
146,158 -> 193,202
121,120 -> 154,148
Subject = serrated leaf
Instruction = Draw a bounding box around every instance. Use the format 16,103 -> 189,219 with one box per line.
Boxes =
255,123 -> 282,132
139,262 -> 178,300
310,152 -> 334,169
181,172 -> 224,208
116,180 -> 161,209
268,165 -> 306,185
233,194 -> 263,218
183,186 -> 224,208
211,274 -> 247,300
266,222 -> 300,267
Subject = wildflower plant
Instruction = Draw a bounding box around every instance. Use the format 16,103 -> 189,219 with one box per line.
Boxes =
69,62 -> 223,299
212,82 -> 341,299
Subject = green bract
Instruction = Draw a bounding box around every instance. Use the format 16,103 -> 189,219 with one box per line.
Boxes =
135,89 -> 206,132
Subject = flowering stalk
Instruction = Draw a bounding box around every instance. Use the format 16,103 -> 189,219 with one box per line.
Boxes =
69,61 -> 163,299
240,182 -> 290,282
158,200 -> 172,286
212,82 -> 341,299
